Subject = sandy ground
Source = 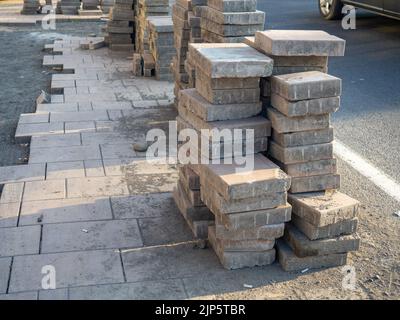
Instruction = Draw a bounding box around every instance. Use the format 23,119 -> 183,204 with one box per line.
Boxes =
0,22 -> 104,166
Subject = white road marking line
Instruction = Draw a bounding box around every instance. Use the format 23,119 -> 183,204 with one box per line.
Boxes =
334,140 -> 400,203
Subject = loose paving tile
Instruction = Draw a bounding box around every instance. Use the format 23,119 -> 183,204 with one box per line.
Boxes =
41,219 -> 143,253
0,225 -> 41,257
9,250 -> 124,293
19,197 -> 112,225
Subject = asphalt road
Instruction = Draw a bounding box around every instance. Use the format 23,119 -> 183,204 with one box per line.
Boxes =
258,0 -> 400,184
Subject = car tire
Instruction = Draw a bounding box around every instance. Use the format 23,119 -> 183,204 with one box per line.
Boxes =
319,0 -> 343,20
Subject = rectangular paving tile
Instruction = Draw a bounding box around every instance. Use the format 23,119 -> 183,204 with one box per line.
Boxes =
23,180 -> 66,201
100,144 -> 137,160
30,133 -> 81,149
67,177 -> 129,198
81,132 -> 132,146
41,219 -> 143,253
29,145 -> 101,164
19,197 -> 112,225
121,243 -> 223,282
65,121 -> 96,133
68,279 -> 187,300
0,164 -> 45,184
0,182 -> 24,204
9,250 -> 124,293
0,225 -> 41,257
0,291 -> 38,300
50,111 -> 109,123
84,160 -> 105,177
38,288 -> 68,300
15,123 -> 64,141
0,203 -> 20,227
19,113 -> 50,124
46,161 -> 85,179
0,257 -> 12,293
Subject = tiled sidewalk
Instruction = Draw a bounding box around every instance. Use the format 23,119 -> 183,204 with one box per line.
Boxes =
0,36 -> 300,300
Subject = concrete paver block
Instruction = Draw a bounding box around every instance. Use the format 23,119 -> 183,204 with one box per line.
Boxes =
23,180 -> 66,201
0,225 -> 41,257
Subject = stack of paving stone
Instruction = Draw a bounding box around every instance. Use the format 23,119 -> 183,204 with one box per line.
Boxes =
82,0 -> 99,9
100,0 -> 115,13
135,0 -> 170,54
175,44 -> 294,269
201,0 -> 265,43
171,0 -> 192,105
173,165 -> 214,239
188,0 -> 206,43
105,0 -> 135,51
147,16 -> 175,81
246,30 -> 361,271
21,0 -> 40,14
60,0 -> 82,14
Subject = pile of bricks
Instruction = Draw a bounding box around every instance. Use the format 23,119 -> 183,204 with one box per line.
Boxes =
171,0 -> 192,105
201,0 -> 265,43
175,44 -> 296,269
245,30 -> 361,271
60,0 -> 82,14
105,0 -> 135,51
20,0 -> 40,14
100,0 -> 114,14
147,16 -> 175,80
135,0 -> 170,54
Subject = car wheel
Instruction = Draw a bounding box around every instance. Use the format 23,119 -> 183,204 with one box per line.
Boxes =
319,0 -> 343,20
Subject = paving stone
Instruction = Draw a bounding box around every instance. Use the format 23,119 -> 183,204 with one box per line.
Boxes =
15,123 -> 64,141
190,43 -> 273,78
254,30 -> 346,56
19,113 -> 50,124
199,154 -> 290,201
46,161 -> 85,179
284,223 -> 360,257
50,111 -> 109,123
276,158 -> 337,178
0,291 -> 38,300
0,225 -> 41,257
200,18 -> 263,37
68,279 -> 187,300
276,240 -> 347,272
271,94 -> 339,117
0,257 -> 12,293
84,160 -> 105,177
271,128 -> 334,147
65,121 -> 96,133
23,180 -> 66,201
292,215 -> 358,241
121,243 -> 223,282
91,101 -> 133,110
0,164 -> 45,184
202,6 -> 265,25
217,204 -> 292,231
267,107 -> 330,133
208,226 -> 275,269
0,183 -> 24,204
215,222 -> 285,241
81,132 -> 132,146
100,143 -> 137,159
290,174 -> 340,193
0,203 -> 20,227
288,191 -> 360,227
30,145 -> 101,164
67,177 -> 129,198
41,219 -> 143,253
138,215 -> 194,246
9,250 -> 124,293
19,197 -> 112,225
269,141 -> 333,164
30,133 -> 81,149
271,71 -> 342,101
38,288 -> 69,300
208,0 -> 257,13
36,103 -> 79,113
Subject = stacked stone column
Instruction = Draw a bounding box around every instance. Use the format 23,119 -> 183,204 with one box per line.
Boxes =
248,30 -> 361,271
105,0 -> 135,51
201,0 -> 265,43
174,44 -> 294,269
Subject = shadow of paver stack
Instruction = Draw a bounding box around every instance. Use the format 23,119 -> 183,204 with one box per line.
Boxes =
21,0 -> 40,14
136,0 -> 170,54
174,44 -> 295,269
201,0 -> 264,43
146,16 -> 175,80
248,30 -> 361,271
60,0 -> 82,14
105,0 -> 135,51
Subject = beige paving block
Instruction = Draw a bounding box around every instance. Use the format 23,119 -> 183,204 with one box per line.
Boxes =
67,177 -> 129,198
19,197 -> 112,225
46,161 -> 85,179
23,180 -> 66,201
84,160 -> 105,177
0,183 -> 24,204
